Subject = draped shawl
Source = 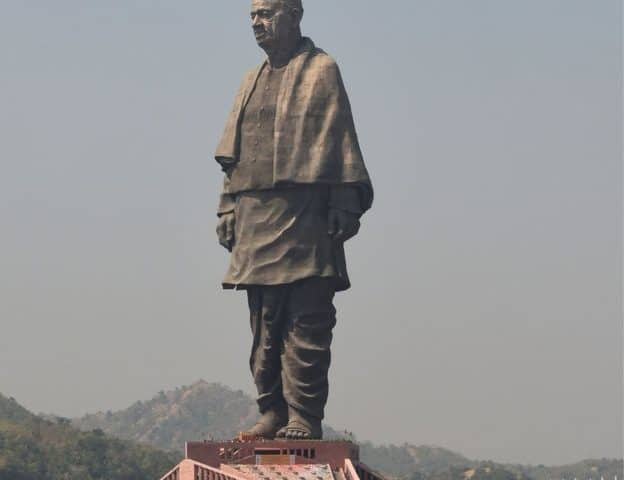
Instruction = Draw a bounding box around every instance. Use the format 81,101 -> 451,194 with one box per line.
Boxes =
215,37 -> 373,211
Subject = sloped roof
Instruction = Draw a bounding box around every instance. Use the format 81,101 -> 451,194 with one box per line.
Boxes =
227,464 -> 335,480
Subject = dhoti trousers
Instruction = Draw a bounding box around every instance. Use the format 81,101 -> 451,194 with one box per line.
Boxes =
246,277 -> 337,420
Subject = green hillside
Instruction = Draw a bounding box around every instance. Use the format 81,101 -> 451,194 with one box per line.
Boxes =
516,459 -> 623,480
430,461 -> 624,480
71,381 -> 624,480
358,442 -> 474,477
3,382 -> 621,480
72,380 -> 474,476
0,394 -> 179,480
428,462 -> 533,480
73,381 -> 624,480
0,394 -> 34,425
73,380 -> 258,450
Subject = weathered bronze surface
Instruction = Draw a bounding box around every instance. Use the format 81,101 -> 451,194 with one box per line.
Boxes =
215,0 -> 373,440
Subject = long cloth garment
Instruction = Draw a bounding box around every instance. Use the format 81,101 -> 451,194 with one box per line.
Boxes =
222,60 -> 353,291
247,277 -> 336,420
234,63 -> 284,192
223,185 -> 350,291
216,37 -> 373,212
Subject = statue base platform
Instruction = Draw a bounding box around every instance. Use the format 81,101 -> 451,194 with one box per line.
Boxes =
159,439 -> 386,480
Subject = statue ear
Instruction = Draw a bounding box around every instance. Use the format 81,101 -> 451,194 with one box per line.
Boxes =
291,7 -> 303,25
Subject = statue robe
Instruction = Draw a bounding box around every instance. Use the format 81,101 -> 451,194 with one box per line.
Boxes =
214,38 -> 373,421
215,38 -> 372,291
216,37 -> 373,213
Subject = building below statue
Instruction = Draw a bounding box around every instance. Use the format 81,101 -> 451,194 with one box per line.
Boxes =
158,439 -> 386,480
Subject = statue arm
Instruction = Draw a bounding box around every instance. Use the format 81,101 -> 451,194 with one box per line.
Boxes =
216,173 -> 236,216
328,185 -> 364,217
217,193 -> 236,217
327,185 -> 362,242
216,176 -> 236,251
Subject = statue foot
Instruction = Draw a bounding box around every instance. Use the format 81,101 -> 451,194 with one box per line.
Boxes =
276,408 -> 322,440
241,405 -> 288,440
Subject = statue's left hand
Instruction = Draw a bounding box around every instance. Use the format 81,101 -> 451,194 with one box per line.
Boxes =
216,212 -> 236,251
328,208 -> 360,242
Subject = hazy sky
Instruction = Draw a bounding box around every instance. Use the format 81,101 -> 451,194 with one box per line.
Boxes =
1,0 -> 621,466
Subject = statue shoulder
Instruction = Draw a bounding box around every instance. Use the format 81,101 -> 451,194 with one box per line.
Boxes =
297,37 -> 342,77
305,48 -> 346,89
302,49 -> 343,86
242,64 -> 263,84
246,63 -> 264,78
309,47 -> 339,71
230,64 -> 264,98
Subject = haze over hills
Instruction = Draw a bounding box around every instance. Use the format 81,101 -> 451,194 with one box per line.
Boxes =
0,393 -> 178,480
72,380 -> 469,473
72,380 -> 623,480
0,382 -> 621,480
73,380 -> 258,450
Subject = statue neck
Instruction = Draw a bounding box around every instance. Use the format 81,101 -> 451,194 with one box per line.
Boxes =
266,32 -> 303,69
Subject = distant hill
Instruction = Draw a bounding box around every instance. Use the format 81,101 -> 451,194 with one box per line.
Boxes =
0,393 -> 178,480
72,380 -> 473,476
441,460 -> 624,480
0,393 -> 35,425
428,462 -> 533,480
73,380 -> 258,451
71,381 -> 623,480
358,442 -> 474,477
514,459 -> 623,480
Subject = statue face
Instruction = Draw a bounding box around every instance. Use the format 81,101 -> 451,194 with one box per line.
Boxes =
250,0 -> 299,51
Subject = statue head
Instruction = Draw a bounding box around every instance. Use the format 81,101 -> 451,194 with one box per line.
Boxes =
250,0 -> 304,54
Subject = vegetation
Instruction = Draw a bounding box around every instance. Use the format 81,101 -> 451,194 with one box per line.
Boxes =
0,394 -> 179,480
2,383 -> 621,480
71,381 -> 624,480
73,380 -> 258,451
429,462 -> 533,480
516,459 -> 624,480
358,442 -> 473,477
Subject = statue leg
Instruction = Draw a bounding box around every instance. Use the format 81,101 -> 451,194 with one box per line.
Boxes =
277,277 -> 336,440
244,286 -> 288,438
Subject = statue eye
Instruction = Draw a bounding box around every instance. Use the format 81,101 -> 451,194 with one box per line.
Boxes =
250,9 -> 273,21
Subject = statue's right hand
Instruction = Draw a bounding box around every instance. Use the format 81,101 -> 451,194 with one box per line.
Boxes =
216,212 -> 235,251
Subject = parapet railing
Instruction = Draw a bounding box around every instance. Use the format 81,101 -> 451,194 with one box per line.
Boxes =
344,459 -> 386,480
355,462 -> 386,480
159,459 -> 250,480
343,459 -> 360,480
160,465 -> 180,480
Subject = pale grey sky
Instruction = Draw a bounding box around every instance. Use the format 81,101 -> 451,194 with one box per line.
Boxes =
0,0 -> 621,465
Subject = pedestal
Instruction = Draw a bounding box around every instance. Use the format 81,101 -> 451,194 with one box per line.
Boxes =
158,439 -> 386,480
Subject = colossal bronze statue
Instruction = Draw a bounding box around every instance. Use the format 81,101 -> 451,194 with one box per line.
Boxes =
215,0 -> 373,440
